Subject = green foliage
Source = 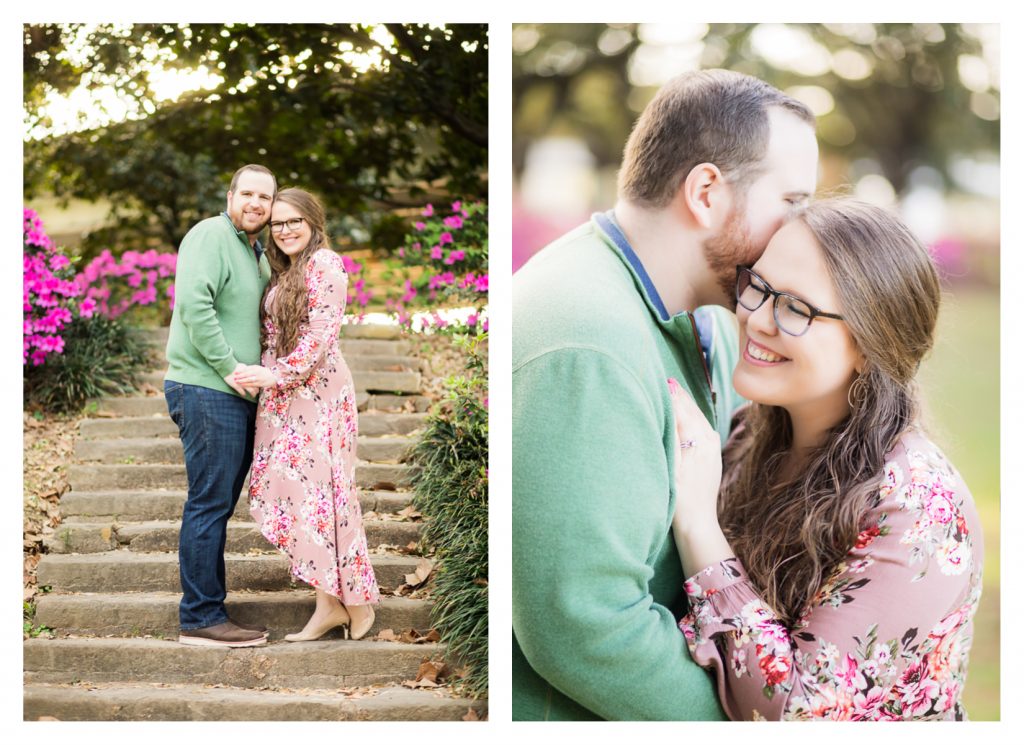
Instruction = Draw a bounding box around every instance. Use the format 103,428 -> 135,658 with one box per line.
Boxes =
24,314 -> 151,414
513,23 -> 998,195
410,333 -> 488,698
25,24 -> 488,255
23,602 -> 53,638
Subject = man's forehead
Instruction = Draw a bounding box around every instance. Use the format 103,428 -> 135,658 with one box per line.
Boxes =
233,171 -> 275,193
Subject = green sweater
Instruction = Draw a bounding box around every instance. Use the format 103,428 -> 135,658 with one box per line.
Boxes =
164,213 -> 271,399
511,213 -> 742,720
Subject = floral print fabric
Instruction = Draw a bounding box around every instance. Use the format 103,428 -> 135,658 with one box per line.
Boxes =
680,431 -> 983,720
249,249 -> 379,605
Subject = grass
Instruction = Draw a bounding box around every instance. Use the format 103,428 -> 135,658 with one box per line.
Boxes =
917,285 -> 1000,720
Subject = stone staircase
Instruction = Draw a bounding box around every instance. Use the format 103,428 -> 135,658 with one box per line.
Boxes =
24,324 -> 485,721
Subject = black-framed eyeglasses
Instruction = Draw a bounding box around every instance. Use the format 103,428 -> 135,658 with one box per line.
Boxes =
735,266 -> 844,337
269,217 -> 306,234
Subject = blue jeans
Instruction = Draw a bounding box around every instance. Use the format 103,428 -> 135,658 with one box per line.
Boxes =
165,381 -> 257,629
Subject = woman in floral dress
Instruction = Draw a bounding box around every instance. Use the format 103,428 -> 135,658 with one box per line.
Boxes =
669,198 -> 983,720
234,188 -> 379,641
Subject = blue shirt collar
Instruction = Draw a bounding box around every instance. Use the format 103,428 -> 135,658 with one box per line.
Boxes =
594,209 -> 716,367
594,210 -> 670,321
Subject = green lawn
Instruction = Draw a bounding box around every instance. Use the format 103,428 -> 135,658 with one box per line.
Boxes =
917,286 -> 1000,721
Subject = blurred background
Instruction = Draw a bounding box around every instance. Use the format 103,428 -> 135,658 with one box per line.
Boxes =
513,23 -> 1000,720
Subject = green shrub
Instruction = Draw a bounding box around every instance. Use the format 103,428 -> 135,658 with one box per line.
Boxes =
411,333 -> 488,698
24,314 -> 151,414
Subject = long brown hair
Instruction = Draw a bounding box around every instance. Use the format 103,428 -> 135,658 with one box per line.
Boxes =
719,198 -> 942,626
261,188 -> 330,357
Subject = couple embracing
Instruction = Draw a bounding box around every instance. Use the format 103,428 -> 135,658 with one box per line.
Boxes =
512,70 -> 984,720
164,165 -> 377,647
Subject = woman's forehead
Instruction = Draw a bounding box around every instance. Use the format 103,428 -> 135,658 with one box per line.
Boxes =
272,201 -> 302,218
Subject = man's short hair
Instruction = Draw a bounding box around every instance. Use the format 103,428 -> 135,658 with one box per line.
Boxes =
618,69 -> 815,208
229,164 -> 277,195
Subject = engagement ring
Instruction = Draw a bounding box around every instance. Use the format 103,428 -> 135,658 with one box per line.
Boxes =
679,439 -> 696,450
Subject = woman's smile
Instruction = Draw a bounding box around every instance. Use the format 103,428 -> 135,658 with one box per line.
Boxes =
743,338 -> 789,366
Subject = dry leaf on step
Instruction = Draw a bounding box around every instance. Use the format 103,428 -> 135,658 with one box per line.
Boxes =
403,558 -> 434,587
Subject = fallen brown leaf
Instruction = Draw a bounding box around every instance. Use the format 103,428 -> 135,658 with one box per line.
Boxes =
375,628 -> 398,642
462,708 -> 480,721
396,505 -> 423,521
416,659 -> 449,684
403,557 -> 434,587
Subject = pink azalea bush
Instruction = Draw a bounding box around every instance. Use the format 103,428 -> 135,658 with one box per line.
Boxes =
385,199 -> 488,334
23,208 -> 82,366
75,248 -> 177,320
341,255 -> 373,317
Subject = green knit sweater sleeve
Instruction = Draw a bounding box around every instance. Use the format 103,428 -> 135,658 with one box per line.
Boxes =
174,223 -> 239,378
512,345 -> 725,721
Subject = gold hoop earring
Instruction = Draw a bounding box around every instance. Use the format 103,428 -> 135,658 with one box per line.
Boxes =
847,375 -> 868,410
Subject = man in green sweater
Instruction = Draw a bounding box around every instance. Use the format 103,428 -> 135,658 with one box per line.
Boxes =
512,70 -> 819,719
164,164 -> 275,647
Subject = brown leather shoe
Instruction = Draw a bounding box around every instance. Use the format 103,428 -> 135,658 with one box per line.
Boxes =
228,615 -> 268,634
178,620 -> 268,647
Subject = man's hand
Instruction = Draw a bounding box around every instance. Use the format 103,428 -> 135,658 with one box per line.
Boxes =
225,363 -> 260,398
232,364 -> 277,391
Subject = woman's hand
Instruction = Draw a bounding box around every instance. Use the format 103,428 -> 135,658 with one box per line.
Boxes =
668,377 -> 722,528
668,378 -> 734,577
233,364 -> 277,390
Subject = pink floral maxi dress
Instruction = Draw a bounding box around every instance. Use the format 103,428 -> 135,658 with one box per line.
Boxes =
680,430 -> 983,720
249,249 -> 380,606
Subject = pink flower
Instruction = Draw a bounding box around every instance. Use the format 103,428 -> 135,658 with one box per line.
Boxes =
397,247 -> 405,258
414,221 -> 426,231
443,215 -> 463,230
422,204 -> 434,217
895,659 -> 940,716
439,231 -> 454,245
758,653 -> 792,687
430,245 -> 443,260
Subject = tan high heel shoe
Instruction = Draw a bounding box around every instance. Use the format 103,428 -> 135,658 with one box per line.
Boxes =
347,605 -> 376,641
284,605 -> 351,642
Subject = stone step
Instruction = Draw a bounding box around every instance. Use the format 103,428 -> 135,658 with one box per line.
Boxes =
24,636 -> 443,689
23,682 -> 484,721
33,592 -> 431,641
142,325 -> 410,350
139,357 -> 423,387
339,323 -> 404,340
37,551 -> 419,593
44,518 -> 423,555
142,369 -> 429,390
68,462 -> 416,492
80,412 -> 429,439
60,489 -> 413,521
93,392 -> 431,417
340,339 -> 410,357
76,435 -> 414,465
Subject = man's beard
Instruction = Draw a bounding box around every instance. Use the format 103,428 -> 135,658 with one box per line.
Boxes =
702,206 -> 758,310
229,206 -> 270,235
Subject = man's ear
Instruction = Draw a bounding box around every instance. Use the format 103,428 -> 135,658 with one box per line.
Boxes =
226,191 -> 233,208
680,163 -> 726,230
